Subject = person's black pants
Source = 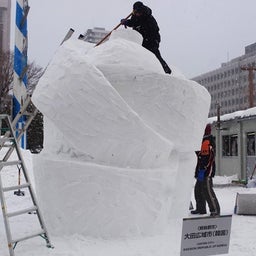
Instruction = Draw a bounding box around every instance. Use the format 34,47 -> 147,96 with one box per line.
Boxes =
143,43 -> 172,74
151,49 -> 171,74
194,177 -> 220,214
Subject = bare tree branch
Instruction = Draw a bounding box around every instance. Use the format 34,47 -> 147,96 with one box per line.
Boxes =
0,50 -> 14,99
0,50 -> 43,113
27,61 -> 44,94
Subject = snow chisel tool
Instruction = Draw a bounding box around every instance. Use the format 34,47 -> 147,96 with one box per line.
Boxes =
95,12 -> 133,47
60,28 -> 75,45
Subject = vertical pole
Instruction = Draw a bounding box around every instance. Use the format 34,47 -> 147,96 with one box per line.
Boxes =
239,121 -> 245,181
13,0 -> 29,149
248,69 -> 254,108
240,66 -> 256,109
216,103 -> 221,176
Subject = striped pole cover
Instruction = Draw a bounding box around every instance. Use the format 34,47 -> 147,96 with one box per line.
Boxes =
13,0 -> 29,148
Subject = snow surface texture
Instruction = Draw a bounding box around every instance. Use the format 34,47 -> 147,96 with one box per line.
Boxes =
32,29 -> 210,238
1,153 -> 256,256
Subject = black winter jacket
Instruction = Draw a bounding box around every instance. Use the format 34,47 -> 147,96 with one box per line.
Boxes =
195,135 -> 216,178
125,6 -> 161,51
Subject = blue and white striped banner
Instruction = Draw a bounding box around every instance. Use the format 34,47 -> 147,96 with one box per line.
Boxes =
13,0 -> 29,148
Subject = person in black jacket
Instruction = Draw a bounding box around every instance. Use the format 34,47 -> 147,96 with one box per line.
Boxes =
191,124 -> 220,217
121,2 -> 172,74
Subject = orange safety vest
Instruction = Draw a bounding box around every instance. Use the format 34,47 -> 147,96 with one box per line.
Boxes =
200,139 -> 211,156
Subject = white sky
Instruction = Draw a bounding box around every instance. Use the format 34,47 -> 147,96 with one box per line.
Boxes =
10,0 -> 256,78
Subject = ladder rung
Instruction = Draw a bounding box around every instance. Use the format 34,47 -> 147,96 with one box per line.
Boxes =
0,160 -> 22,167
0,137 -> 15,142
7,206 -> 38,218
23,111 -> 35,116
3,183 -> 30,192
2,144 -> 14,147
12,229 -> 46,244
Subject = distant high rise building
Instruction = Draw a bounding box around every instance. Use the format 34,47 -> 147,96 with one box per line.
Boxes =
80,27 -> 109,44
193,42 -> 256,117
0,0 -> 11,52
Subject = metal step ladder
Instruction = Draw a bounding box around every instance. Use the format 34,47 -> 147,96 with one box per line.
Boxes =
0,114 -> 52,256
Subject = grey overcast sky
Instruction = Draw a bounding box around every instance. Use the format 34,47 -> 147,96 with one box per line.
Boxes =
10,0 -> 256,78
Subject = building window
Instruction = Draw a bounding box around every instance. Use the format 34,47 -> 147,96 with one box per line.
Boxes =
222,136 -> 229,156
247,132 -> 255,156
222,134 -> 238,156
231,135 -> 238,156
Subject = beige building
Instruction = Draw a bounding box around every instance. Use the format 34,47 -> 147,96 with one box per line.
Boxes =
80,27 -> 109,44
193,42 -> 256,117
0,0 -> 11,52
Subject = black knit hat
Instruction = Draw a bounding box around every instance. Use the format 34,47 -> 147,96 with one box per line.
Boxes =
133,1 -> 144,12
204,124 -> 211,135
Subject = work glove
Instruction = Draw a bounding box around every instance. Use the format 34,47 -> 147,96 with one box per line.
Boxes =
120,19 -> 128,28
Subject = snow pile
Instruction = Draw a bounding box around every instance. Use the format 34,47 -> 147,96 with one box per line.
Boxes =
32,29 -> 210,238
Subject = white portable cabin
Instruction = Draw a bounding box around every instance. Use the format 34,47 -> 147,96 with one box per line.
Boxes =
209,108 -> 256,182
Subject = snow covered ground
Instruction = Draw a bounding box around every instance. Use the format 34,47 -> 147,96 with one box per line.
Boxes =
0,150 -> 256,256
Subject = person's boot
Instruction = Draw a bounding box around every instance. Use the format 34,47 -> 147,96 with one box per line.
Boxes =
162,63 -> 172,74
210,212 -> 220,217
191,210 -> 207,214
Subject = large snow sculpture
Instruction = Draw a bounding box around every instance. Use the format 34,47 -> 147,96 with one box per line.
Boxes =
32,30 -> 210,238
